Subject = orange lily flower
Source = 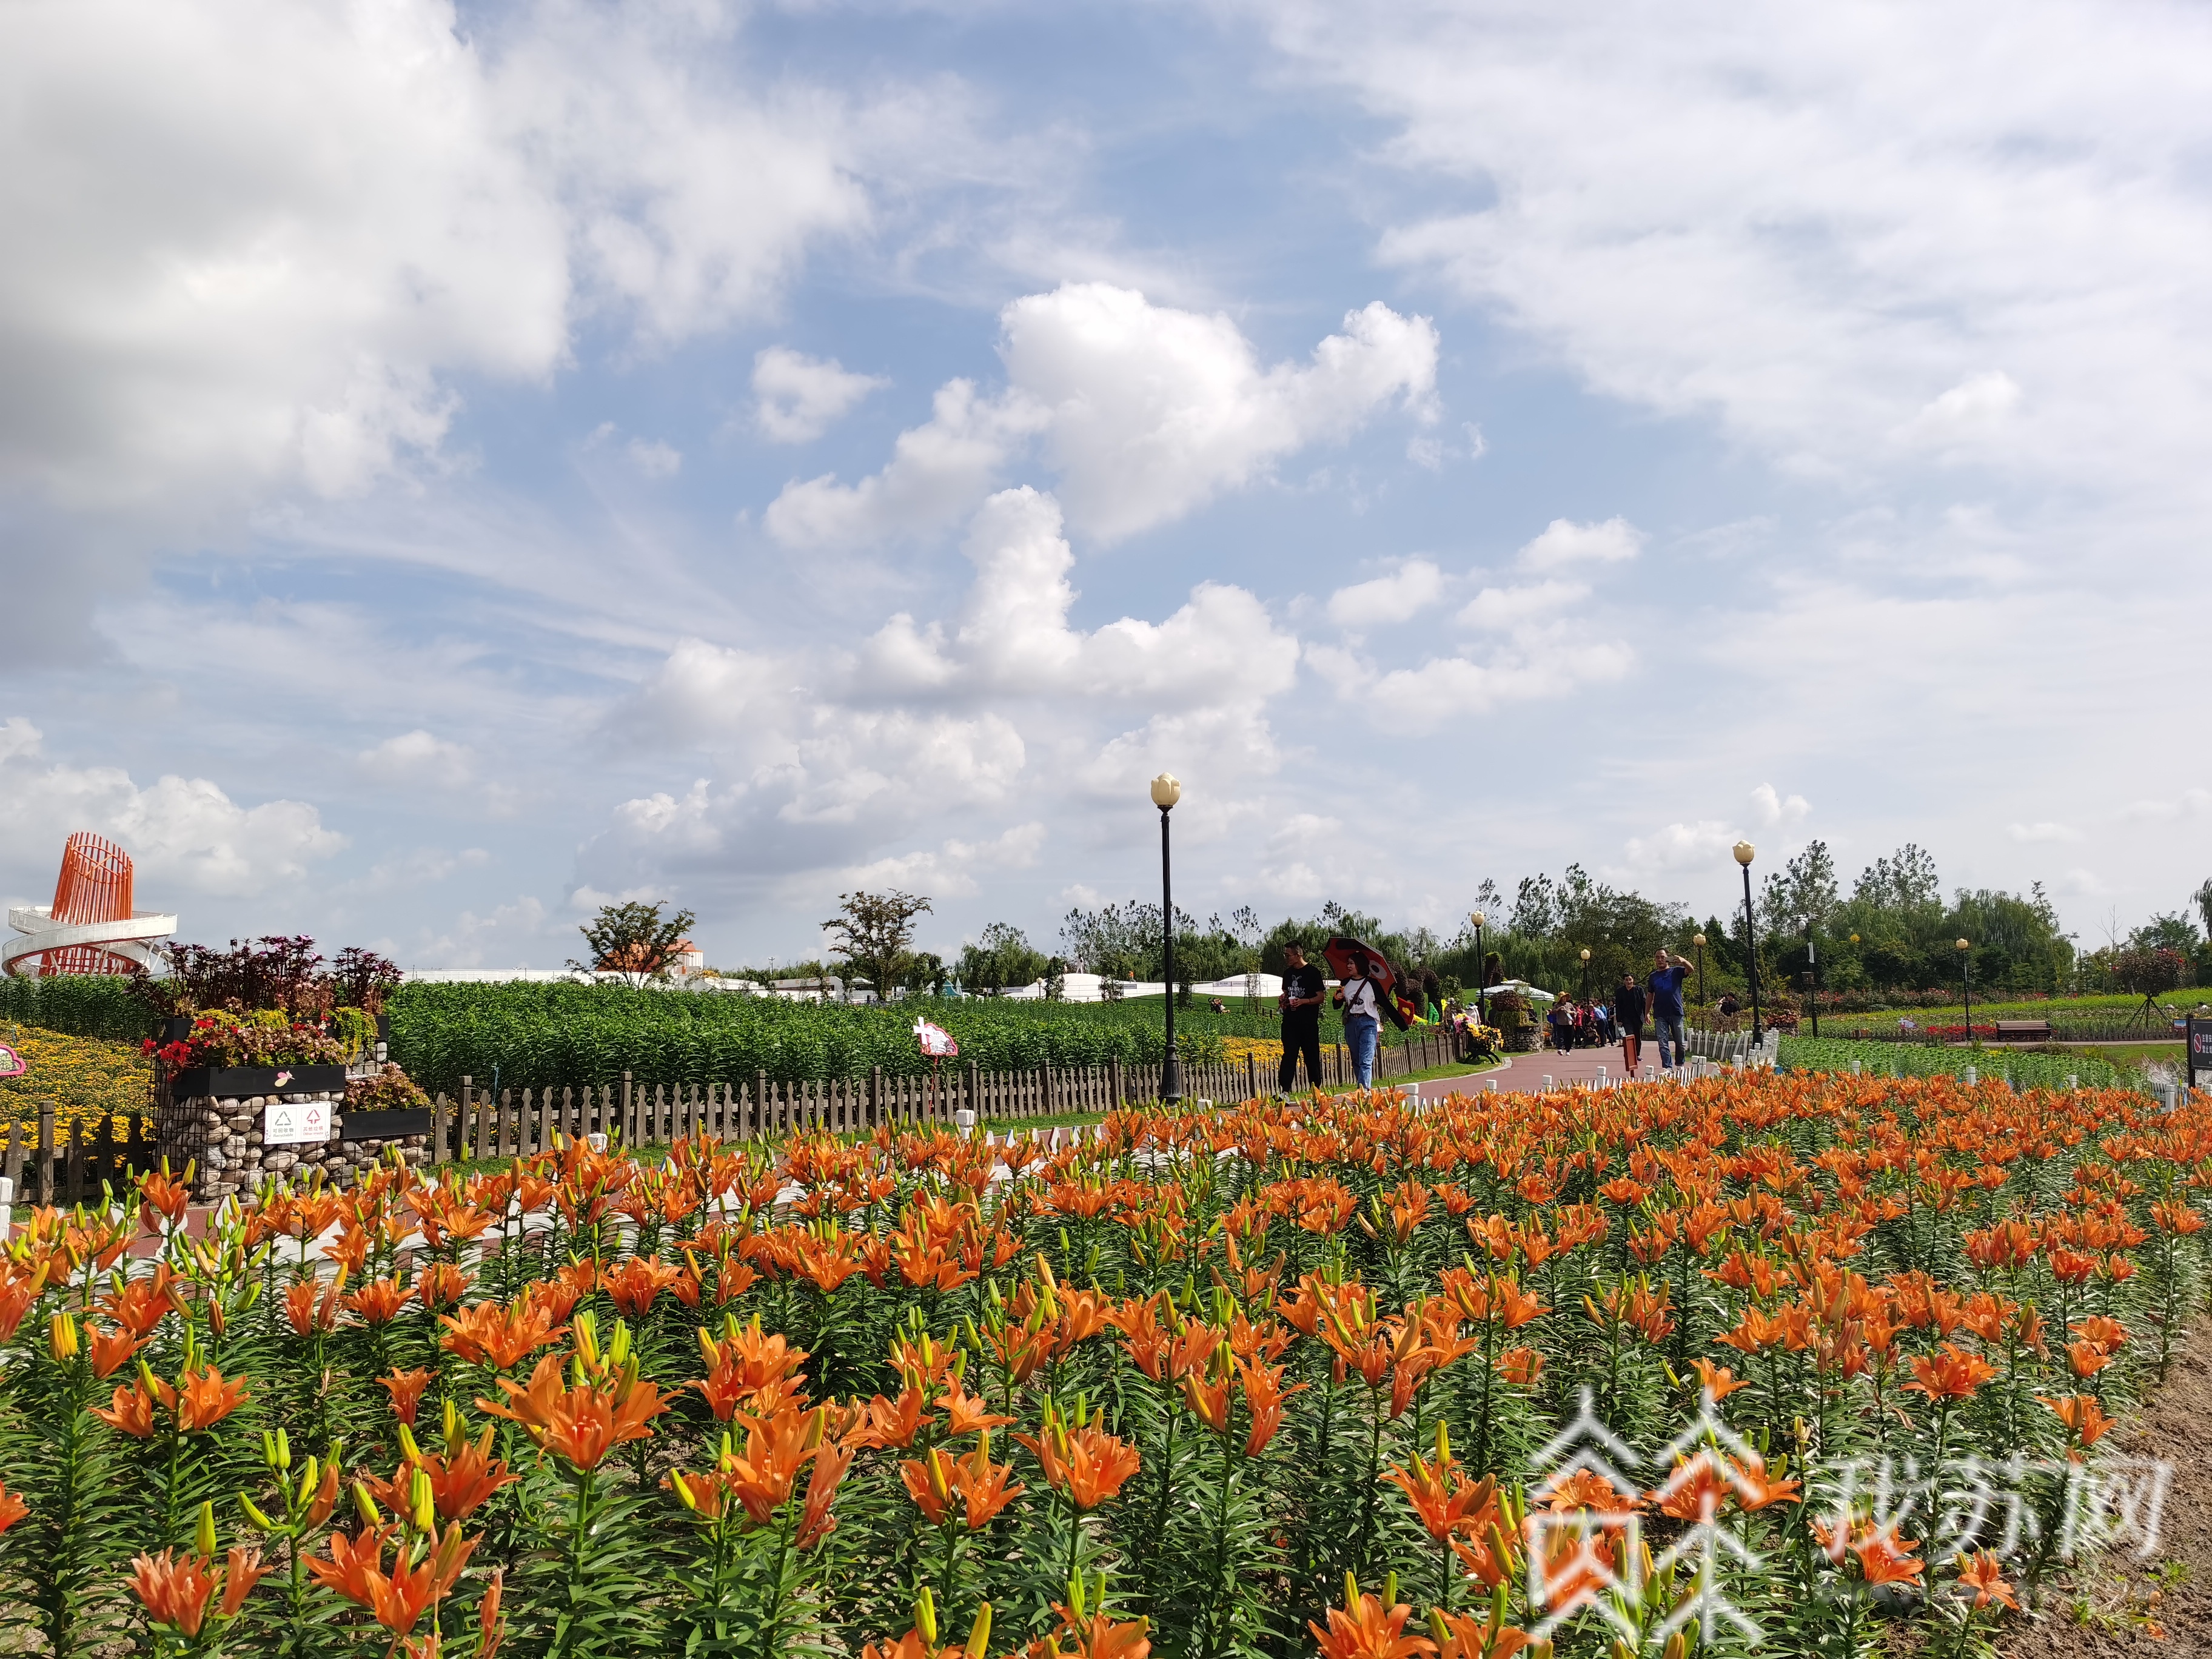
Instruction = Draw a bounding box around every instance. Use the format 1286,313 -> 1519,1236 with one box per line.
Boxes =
1905,1342 -> 1997,1402
87,1322 -> 149,1381
128,1546 -> 269,1638
477,1353 -> 668,1472
382,1368 -> 435,1426
440,1299 -> 565,1371
2040,1393 -> 2116,1450
346,1276 -> 413,1327
1954,1549 -> 2017,1610
1016,1413 -> 1143,1511
600,1255 -> 683,1317
1309,1577 -> 1436,1659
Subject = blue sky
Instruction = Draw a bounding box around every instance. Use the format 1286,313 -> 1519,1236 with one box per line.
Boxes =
4,0 -> 2208,971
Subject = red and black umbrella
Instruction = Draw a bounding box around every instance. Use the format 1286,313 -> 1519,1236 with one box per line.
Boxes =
1322,936 -> 1419,1031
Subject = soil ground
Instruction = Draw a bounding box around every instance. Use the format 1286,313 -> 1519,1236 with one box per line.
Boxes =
2001,1309 -> 2212,1654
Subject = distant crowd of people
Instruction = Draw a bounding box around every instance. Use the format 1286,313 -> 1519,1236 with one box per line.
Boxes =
1270,943 -> 1706,1094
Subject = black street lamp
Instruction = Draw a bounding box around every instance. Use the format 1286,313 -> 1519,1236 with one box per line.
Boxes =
1692,933 -> 1707,1015
1803,919 -> 1820,1039
1469,910 -> 1487,1024
1578,947 -> 1591,1002
1152,773 -> 1182,1102
1957,937 -> 1973,1051
1734,841 -> 1763,1047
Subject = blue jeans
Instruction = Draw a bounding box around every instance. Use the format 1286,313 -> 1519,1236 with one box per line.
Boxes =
1654,1013 -> 1687,1068
1345,1016 -> 1379,1087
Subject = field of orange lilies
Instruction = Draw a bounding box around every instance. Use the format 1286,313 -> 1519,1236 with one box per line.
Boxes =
0,1069 -> 2202,1658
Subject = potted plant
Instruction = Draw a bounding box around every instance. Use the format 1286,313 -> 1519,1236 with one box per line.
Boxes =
147,1010 -> 352,1098
340,1065 -> 435,1138
1489,990 -> 1539,1053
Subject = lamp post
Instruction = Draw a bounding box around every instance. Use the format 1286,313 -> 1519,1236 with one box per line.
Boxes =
1578,947 -> 1591,1003
1734,841 -> 1763,1047
1152,773 -> 1182,1102
1803,919 -> 1820,1039
1957,937 -> 1973,1050
1469,911 -> 1487,1023
1692,934 -> 1706,1015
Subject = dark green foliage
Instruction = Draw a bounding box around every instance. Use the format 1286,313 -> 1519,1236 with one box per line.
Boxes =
0,973 -> 155,1042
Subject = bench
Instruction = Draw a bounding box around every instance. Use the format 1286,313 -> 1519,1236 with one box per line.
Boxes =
1992,1021 -> 2053,1042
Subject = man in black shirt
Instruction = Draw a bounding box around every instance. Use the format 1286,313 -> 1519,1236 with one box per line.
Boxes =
1614,972 -> 1647,1076
1278,943 -> 1326,1095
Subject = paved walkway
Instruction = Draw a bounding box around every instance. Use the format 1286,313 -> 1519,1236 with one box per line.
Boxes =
1411,1044 -> 1666,1101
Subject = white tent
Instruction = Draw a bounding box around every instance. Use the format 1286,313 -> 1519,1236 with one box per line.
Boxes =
1484,978 -> 1557,1004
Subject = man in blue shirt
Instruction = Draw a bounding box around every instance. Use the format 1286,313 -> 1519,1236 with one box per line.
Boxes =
1649,949 -> 1694,1071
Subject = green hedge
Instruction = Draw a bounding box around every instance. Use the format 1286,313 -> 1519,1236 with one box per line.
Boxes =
386,982 -> 1407,1094
1779,1035 -> 2140,1094
0,974 -> 153,1042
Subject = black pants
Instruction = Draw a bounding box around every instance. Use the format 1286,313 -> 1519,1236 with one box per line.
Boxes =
1280,1019 -> 1324,1092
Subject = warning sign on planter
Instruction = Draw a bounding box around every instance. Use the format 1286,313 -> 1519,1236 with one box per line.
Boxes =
264,1098 -> 330,1147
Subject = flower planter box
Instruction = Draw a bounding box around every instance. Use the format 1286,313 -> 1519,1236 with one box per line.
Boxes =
337,1108 -> 435,1139
168,1064 -> 350,1098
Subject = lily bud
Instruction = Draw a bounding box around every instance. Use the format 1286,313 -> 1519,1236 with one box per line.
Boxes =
411,1469 -> 435,1533
354,1481 -> 381,1528
1428,1610 -> 1452,1647
1382,1572 -> 1398,1609
275,1429 -> 292,1471
196,1500 -> 218,1561
397,1424 -> 421,1464
239,1493 -> 274,1532
1065,1572 -> 1087,1621
49,1312 -> 80,1363
915,1587 -> 939,1649
608,1320 -> 632,1370
1344,1572 -> 1360,1610
964,1602 -> 993,1658
443,1399 -> 461,1447
672,1472 -> 699,1511
572,1310 -> 600,1368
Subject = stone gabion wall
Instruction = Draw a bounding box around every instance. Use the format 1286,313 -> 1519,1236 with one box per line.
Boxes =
159,1088 -> 427,1202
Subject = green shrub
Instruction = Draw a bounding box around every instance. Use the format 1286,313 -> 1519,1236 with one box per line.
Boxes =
384,982 -> 1421,1093
0,973 -> 153,1042
1780,1034 -> 2140,1093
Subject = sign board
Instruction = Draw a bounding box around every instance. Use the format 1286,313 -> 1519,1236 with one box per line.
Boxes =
2190,1017 -> 2212,1088
264,1097 -> 330,1147
0,1043 -> 22,1078
913,1018 -> 959,1058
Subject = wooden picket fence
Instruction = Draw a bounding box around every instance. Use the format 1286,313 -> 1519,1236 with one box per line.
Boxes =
0,1024 -> 1473,1198
426,1023 -> 1470,1165
0,1111 -> 159,1208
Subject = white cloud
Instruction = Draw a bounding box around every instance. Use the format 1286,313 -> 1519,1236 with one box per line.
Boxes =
1899,371 -> 2025,456
752,346 -> 887,443
406,894 -> 556,970
0,719 -> 344,900
361,731 -> 477,790
840,822 -> 1046,899
1261,2 -> 2212,502
765,285 -> 1439,549
1517,517 -> 1644,572
1623,819 -> 1741,874
2123,790 -> 2211,823
1327,559 -> 1445,629
1455,578 -> 1587,631
2008,820 -> 2081,843
853,488 -> 1299,706
1749,783 -> 1811,827
0,0 -> 870,515
626,438 -> 682,479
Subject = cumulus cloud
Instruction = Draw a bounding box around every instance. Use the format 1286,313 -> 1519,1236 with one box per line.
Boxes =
1749,783 -> 1811,827
752,346 -> 887,443
1516,517 -> 1643,572
840,822 -> 1046,899
766,285 -> 1439,549
0,0 -> 869,518
0,719 -> 344,900
360,731 -> 477,790
1327,559 -> 1445,629
1623,819 -> 1742,874
1456,578 -> 1587,631
2008,820 -> 2081,843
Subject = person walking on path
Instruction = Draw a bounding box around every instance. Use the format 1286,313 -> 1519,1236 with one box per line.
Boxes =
1548,997 -> 1575,1053
1277,942 -> 1326,1095
1615,972 -> 1647,1076
1649,948 -> 1694,1070
1338,960 -> 1384,1087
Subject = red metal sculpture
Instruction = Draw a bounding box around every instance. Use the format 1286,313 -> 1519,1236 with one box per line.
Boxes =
3,831 -> 178,976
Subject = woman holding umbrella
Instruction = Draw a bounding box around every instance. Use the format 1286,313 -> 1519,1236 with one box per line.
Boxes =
1322,935 -> 1400,1090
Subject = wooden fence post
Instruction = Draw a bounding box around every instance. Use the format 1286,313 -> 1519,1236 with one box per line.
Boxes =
457,1076 -> 472,1165
1111,1055 -> 1123,1108
36,1102 -> 55,1205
